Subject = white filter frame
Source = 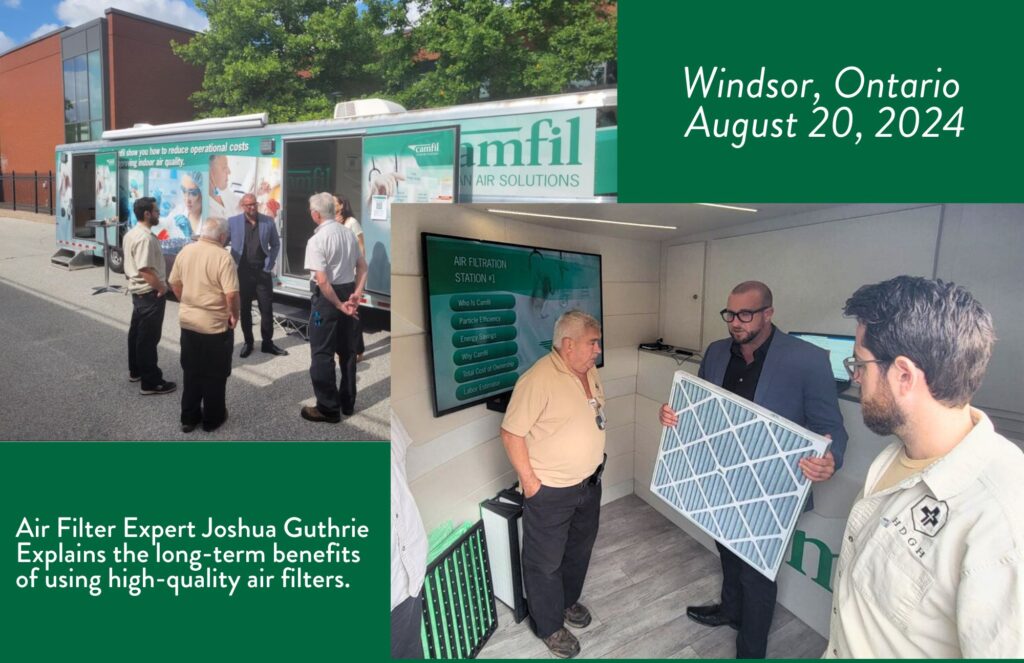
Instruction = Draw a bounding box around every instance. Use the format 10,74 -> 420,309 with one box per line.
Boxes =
651,370 -> 830,580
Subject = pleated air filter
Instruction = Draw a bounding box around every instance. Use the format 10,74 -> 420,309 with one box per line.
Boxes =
651,371 -> 830,581
421,520 -> 498,658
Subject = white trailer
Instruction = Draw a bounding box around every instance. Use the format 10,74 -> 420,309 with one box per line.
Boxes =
52,90 -> 618,312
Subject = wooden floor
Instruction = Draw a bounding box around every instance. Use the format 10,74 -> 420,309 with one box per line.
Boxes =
479,494 -> 827,659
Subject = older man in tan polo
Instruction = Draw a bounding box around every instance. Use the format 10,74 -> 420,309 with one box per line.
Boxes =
500,310 -> 606,659
169,217 -> 240,433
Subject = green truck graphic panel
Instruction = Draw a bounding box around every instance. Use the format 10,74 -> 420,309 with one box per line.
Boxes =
362,127 -> 459,296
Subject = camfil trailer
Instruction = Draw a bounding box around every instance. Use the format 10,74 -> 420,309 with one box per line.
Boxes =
51,90 -> 618,312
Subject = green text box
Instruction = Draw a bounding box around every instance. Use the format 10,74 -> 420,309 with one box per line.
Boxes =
455,372 -> 520,401
619,1 -> 1024,202
454,357 -> 520,384
0,443 -> 388,661
452,341 -> 519,366
448,294 -> 515,312
452,326 -> 517,348
450,310 -> 517,329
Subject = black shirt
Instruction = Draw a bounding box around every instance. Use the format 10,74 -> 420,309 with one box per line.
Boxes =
243,219 -> 266,268
722,325 -> 776,401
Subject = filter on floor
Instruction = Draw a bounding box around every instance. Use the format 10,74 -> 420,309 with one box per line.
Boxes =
421,520 -> 498,658
480,486 -> 528,623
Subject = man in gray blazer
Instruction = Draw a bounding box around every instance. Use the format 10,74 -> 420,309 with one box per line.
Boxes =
227,193 -> 287,358
660,280 -> 847,659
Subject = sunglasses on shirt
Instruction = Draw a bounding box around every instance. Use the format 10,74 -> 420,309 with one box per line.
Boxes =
589,398 -> 607,431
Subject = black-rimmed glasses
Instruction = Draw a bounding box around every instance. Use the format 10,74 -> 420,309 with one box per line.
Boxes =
843,356 -> 885,379
720,306 -> 770,323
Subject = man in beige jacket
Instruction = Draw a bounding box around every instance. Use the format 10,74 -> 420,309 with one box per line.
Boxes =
827,275 -> 1024,657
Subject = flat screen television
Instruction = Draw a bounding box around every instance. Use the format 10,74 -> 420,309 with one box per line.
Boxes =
789,332 -> 856,384
422,232 -> 604,417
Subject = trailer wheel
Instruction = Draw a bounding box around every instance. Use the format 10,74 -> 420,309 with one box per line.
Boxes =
107,246 -> 125,274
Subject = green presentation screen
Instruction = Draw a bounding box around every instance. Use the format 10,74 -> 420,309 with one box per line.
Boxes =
422,233 -> 603,417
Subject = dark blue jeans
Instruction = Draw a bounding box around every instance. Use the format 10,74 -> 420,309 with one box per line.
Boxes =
308,284 -> 358,416
128,291 -> 166,389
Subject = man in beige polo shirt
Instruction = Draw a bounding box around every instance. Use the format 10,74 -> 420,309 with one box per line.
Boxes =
169,217 -> 240,433
500,310 -> 606,659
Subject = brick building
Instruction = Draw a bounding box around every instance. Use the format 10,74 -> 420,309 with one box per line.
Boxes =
0,8 -> 202,206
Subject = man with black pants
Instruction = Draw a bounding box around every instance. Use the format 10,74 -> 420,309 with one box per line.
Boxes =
169,217 -> 240,433
124,196 -> 175,396
300,192 -> 366,423
227,193 -> 286,358
659,281 -> 847,659
501,310 -> 606,659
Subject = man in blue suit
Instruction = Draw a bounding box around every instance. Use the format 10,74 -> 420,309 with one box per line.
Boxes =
227,193 -> 287,358
660,281 -> 847,659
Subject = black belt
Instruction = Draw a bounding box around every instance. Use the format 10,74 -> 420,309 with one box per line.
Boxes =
579,453 -> 607,487
311,282 -> 355,295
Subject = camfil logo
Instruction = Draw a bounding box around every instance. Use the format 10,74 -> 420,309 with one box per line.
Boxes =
409,142 -> 441,155
462,116 -> 583,168
786,529 -> 838,592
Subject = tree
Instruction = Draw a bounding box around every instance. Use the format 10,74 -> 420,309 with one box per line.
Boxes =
373,0 -> 617,109
173,0 -> 386,122
173,0 -> 617,120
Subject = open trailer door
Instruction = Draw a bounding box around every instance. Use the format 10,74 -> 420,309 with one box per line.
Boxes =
93,150 -> 122,271
360,126 -> 460,307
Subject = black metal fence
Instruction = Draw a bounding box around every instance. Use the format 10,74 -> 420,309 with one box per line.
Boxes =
0,171 -> 55,215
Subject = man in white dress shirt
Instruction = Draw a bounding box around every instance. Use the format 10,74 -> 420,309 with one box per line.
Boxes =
300,192 -> 366,423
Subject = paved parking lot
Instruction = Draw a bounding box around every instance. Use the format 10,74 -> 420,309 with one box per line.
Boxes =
0,216 -> 389,440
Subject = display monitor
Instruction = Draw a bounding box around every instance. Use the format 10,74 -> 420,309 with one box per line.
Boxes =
789,332 -> 856,383
422,233 -> 603,417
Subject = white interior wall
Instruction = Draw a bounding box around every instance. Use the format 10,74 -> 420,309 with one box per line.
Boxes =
644,205 -> 947,505
394,202 -> 1022,545
654,203 -> 1023,438
639,203 -> 1024,637
392,205 -> 662,532
659,241 -> 706,350
332,137 -> 363,219
934,205 -> 1024,438
640,205 -> 951,532
699,206 -> 942,346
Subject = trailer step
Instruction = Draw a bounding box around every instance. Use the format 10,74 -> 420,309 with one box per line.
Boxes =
270,301 -> 312,341
51,248 -> 94,271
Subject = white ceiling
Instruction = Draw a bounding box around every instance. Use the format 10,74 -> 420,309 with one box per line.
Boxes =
467,203 -> 845,242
